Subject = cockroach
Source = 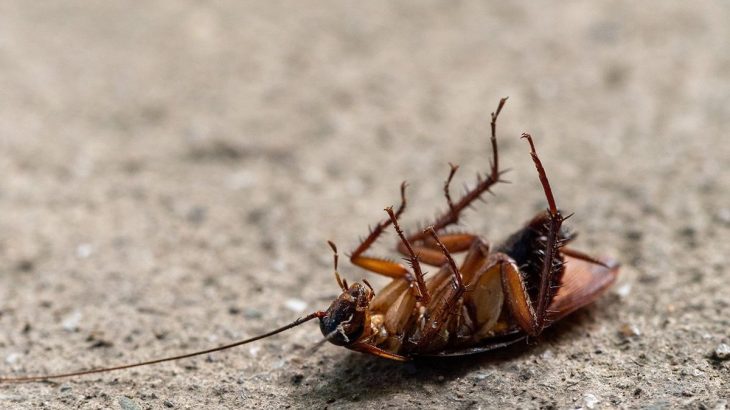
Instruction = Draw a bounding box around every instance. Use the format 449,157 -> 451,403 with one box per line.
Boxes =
0,98 -> 619,383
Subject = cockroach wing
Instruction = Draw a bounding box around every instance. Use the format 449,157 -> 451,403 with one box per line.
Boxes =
547,255 -> 619,321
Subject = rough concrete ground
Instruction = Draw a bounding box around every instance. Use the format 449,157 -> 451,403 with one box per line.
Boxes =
0,1 -> 728,409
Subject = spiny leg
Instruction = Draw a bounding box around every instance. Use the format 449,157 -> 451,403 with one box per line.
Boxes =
393,150 -> 488,267
349,182 -> 411,278
373,234 -> 490,337
560,246 -> 610,269
425,227 -> 465,292
520,133 -> 566,334
443,162 -> 459,219
407,97 -> 509,243
409,227 -> 468,350
385,207 -> 430,303
405,234 -> 490,303
395,154 -> 486,267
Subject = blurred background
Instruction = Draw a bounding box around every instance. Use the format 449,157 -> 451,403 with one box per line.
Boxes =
0,2 -> 728,408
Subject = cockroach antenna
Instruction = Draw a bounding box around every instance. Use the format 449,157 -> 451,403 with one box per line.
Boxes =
0,312 -> 324,383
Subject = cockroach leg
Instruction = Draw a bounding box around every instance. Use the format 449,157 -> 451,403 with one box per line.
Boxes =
521,133 -> 558,216
496,254 -> 540,336
443,162 -> 460,216
407,97 -> 509,243
385,207 -> 430,304
425,227 -> 464,291
396,232 -> 479,267
408,227 -> 468,350
561,246 -> 611,269
349,182 -> 411,279
348,342 -> 409,361
520,133 -> 565,332
328,240 -> 347,291
483,134 -> 572,337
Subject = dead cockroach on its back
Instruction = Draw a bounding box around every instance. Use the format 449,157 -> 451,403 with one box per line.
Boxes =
0,98 -> 619,382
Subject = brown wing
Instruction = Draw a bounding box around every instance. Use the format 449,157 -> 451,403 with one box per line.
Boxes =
548,255 -> 620,321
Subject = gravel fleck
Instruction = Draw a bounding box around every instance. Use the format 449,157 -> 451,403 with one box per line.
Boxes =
76,243 -> 94,259
62,310 -> 82,332
583,393 -> 600,409
118,396 -> 142,410
713,343 -> 730,360
618,323 -> 641,339
243,308 -> 262,319
284,299 -> 308,312
4,353 -> 20,365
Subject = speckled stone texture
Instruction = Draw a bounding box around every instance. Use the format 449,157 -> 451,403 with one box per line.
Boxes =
0,2 -> 728,409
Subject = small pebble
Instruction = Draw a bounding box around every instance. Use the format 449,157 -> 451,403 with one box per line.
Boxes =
615,283 -> 632,298
5,352 -> 20,364
248,346 -> 261,357
541,349 -> 555,360
163,399 -> 175,408
474,372 -> 489,381
62,311 -> 83,332
76,243 -> 94,259
243,308 -> 262,319
285,298 -> 308,313
618,323 -> 641,339
583,393 -> 600,409
714,343 -> 730,360
118,396 -> 142,410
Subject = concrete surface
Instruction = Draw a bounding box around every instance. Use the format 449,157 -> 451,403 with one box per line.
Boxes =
0,1 -> 728,409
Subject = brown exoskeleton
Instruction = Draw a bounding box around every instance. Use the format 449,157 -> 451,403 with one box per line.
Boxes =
0,98 -> 619,382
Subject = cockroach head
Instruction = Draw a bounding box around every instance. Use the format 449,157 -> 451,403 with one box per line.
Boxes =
318,282 -> 373,346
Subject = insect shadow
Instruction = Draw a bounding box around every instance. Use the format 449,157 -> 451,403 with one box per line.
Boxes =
301,307 -> 601,405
